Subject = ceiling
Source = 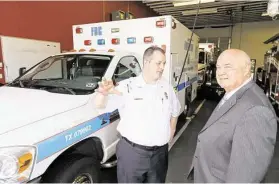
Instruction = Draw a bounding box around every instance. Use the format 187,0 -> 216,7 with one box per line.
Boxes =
143,0 -> 274,29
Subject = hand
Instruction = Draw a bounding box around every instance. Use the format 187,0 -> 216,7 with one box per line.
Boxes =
95,77 -> 115,96
169,129 -> 175,143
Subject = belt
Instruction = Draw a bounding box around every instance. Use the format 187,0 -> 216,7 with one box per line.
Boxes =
122,137 -> 167,151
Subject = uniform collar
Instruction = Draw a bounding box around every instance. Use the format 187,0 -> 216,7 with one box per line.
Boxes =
136,73 -> 161,87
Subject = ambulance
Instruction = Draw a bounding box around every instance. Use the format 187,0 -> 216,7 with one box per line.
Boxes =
198,43 -> 214,87
0,15 -> 199,183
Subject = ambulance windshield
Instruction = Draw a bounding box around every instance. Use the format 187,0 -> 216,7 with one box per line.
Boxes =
9,54 -> 112,95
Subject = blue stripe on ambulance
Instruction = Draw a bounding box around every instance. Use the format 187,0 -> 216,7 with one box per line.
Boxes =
176,77 -> 198,91
35,77 -> 198,162
35,112 -> 113,163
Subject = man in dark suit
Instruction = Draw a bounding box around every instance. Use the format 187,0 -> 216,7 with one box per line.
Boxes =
188,49 -> 277,182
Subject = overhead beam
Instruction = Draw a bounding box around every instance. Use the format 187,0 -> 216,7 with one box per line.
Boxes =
156,2 -> 266,15
154,1 -> 266,12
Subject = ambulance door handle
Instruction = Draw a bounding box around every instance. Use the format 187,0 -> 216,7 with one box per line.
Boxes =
173,72 -> 178,81
101,118 -> 108,125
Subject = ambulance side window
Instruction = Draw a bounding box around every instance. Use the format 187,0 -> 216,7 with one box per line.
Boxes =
113,56 -> 141,83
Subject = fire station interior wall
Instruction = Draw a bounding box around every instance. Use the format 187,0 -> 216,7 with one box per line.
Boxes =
0,1 -> 157,51
195,20 -> 279,69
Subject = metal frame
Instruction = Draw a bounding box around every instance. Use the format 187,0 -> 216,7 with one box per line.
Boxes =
142,0 -> 272,28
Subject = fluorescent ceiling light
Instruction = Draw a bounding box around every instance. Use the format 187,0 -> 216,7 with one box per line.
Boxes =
182,8 -> 218,15
173,0 -> 215,7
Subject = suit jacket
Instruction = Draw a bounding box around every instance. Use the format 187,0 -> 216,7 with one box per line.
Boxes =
188,80 -> 277,183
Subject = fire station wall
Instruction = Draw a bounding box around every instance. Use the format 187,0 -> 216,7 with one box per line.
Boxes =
195,20 -> 279,69
0,1 -> 157,51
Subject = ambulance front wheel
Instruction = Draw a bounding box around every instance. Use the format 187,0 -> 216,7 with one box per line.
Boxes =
42,154 -> 100,183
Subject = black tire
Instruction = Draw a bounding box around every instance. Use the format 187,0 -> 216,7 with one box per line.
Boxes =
42,155 -> 100,183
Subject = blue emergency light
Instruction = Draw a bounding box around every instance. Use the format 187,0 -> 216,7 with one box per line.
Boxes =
97,39 -> 105,45
127,37 -> 136,44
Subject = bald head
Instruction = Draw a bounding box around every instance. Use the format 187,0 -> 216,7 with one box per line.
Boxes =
216,49 -> 252,92
218,49 -> 251,71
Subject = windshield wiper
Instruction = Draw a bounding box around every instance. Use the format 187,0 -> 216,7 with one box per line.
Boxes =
19,80 -> 25,88
60,87 -> 76,95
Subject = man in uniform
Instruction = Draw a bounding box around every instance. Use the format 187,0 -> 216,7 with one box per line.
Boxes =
95,46 -> 181,183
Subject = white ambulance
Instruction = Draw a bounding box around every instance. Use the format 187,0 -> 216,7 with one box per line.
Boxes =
0,15 -> 199,183
198,43 -> 215,87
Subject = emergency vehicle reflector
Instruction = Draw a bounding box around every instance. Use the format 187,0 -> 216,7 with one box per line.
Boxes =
70,49 -> 77,52
108,49 -> 115,52
84,40 -> 91,46
79,49 -> 86,52
97,39 -> 105,45
76,27 -> 83,34
156,20 -> 166,28
18,153 -> 33,173
89,48 -> 96,52
127,37 -> 136,44
144,36 -> 153,43
111,38 -> 120,45
111,28 -> 120,33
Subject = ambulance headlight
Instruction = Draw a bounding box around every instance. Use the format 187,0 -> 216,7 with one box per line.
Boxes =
0,146 -> 36,183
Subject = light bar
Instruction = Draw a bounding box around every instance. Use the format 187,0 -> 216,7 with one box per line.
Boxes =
182,8 -> 217,15
112,38 -> 120,45
75,27 -> 83,34
173,0 -> 215,7
97,39 -> 105,45
84,40 -> 91,46
156,20 -> 166,28
111,28 -> 120,33
144,36 -> 153,43
127,37 -> 136,44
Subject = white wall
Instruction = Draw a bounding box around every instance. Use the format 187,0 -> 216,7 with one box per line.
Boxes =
195,20 -> 279,68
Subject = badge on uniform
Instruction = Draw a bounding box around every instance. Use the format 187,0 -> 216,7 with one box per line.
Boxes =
164,92 -> 168,100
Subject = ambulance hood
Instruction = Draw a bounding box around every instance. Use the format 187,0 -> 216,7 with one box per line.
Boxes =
0,86 -> 89,135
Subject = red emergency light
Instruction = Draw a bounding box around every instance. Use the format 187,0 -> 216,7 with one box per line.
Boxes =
84,40 -> 91,46
144,36 -> 153,43
208,45 -> 212,48
76,27 -> 83,34
156,20 -> 166,28
111,38 -> 120,45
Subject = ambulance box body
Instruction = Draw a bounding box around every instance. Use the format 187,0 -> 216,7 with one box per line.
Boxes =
73,15 -> 199,103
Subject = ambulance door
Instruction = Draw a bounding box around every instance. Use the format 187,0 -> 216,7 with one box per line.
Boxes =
112,56 -> 141,83
171,53 -> 185,112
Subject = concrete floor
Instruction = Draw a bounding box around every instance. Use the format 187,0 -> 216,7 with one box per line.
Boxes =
100,99 -> 279,183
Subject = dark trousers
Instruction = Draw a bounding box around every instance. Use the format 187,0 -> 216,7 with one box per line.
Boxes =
116,137 -> 168,183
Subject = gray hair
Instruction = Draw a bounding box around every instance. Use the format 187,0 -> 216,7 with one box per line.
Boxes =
143,46 -> 165,62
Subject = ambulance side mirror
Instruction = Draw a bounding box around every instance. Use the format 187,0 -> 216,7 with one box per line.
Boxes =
19,67 -> 27,76
112,78 -> 117,86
